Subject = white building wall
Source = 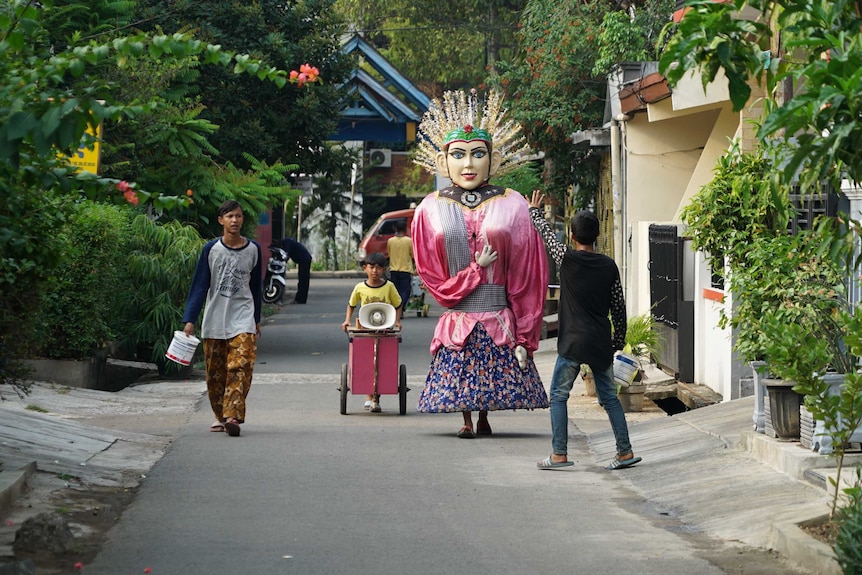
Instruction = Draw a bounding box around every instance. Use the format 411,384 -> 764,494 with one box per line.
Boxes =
692,252 -> 734,399
623,110 -> 719,317
623,95 -> 743,398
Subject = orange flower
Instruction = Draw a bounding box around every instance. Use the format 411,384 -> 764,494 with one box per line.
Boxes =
123,190 -> 139,206
186,188 -> 193,197
290,63 -> 320,87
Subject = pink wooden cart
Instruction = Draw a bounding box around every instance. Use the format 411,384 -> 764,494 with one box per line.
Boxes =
340,327 -> 409,415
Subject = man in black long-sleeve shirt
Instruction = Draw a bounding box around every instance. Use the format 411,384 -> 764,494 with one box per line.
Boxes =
529,191 -> 641,471
281,237 -> 312,304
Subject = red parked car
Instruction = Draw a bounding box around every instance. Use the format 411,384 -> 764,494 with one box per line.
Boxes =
357,208 -> 414,261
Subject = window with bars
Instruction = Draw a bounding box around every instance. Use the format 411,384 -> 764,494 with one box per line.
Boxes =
788,183 -> 839,235
707,184 -> 838,291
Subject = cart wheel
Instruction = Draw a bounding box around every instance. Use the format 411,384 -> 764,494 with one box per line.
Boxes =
399,364 -> 408,415
340,363 -> 349,415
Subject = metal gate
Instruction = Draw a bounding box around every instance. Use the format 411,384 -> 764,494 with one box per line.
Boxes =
649,224 -> 694,382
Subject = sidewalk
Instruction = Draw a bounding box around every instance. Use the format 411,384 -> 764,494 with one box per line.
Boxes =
0,338 -> 852,574
530,337 -> 848,575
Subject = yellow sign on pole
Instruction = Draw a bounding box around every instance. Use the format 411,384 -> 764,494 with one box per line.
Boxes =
67,123 -> 102,174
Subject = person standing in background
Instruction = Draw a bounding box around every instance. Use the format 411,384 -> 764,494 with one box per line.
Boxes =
182,200 -> 262,437
387,219 -> 414,314
281,236 -> 312,304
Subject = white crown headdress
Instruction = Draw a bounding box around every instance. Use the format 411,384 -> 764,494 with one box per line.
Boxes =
413,89 -> 531,176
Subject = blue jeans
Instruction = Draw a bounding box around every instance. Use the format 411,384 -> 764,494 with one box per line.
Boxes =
549,355 -> 632,457
389,271 -> 412,312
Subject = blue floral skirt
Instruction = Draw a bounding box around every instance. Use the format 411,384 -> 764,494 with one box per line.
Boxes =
417,323 -> 549,413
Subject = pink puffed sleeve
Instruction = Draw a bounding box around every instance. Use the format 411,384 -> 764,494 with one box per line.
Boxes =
502,192 -> 549,353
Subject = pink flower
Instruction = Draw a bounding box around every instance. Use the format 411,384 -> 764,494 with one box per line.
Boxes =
464,124 -> 473,133
299,63 -> 319,79
143,568 -> 152,574
74,561 -> 84,570
290,63 -> 320,86
5,520 -> 12,526
116,180 -> 130,193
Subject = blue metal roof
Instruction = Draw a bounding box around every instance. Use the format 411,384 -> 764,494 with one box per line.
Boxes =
341,35 -> 430,111
343,70 -> 422,122
332,34 -> 429,142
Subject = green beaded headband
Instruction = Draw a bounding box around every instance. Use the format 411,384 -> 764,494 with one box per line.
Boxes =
443,124 -> 492,147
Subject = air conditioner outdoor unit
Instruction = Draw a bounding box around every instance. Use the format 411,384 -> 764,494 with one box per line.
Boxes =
369,148 -> 392,168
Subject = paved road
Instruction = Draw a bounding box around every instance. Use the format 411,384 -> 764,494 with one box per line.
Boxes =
85,385 -> 738,575
255,277 -> 439,375
80,279 -> 804,574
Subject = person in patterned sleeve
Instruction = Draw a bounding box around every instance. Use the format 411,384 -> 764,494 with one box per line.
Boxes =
529,190 -> 642,471
182,200 -> 262,438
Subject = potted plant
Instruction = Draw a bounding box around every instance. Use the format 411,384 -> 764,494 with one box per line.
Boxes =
760,216 -> 862,518
624,310 -> 663,374
731,227 -> 855,441
579,310 -> 662,398
680,143 -> 808,439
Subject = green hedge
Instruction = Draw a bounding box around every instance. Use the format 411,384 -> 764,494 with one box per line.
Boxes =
32,203 -> 132,360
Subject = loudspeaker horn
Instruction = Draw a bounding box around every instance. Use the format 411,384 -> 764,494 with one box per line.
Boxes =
358,302 -> 397,330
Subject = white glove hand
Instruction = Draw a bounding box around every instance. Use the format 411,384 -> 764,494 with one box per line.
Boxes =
515,345 -> 528,370
475,245 -> 498,268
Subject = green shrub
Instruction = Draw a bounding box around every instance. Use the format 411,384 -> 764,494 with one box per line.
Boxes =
625,311 -> 663,362
123,215 -> 204,372
835,466 -> 862,574
1,185 -> 70,367
32,203 -> 132,359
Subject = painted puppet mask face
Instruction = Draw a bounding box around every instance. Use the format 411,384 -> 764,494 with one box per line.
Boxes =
442,141 -> 493,190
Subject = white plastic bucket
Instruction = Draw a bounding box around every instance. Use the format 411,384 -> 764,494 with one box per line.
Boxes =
613,353 -> 640,388
165,331 -> 200,366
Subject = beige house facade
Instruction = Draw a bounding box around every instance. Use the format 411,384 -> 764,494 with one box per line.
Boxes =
580,63 -> 766,401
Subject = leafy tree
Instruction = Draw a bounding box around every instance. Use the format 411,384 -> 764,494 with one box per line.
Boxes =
490,161 -> 543,195
296,144 -> 362,269
593,0 -> 674,76
39,0 -> 137,51
335,0 -> 526,96
498,0 -> 673,205
134,0 -> 355,173
659,0 -> 862,191
495,0 -> 611,203
0,0 -> 292,374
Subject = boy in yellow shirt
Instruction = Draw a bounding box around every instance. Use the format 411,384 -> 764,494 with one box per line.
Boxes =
342,252 -> 403,412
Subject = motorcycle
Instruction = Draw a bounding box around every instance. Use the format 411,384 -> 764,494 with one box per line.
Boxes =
263,244 -> 288,304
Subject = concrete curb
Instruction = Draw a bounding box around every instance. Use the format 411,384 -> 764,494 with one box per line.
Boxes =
773,515 -> 841,575
0,462 -> 36,518
284,270 -> 364,279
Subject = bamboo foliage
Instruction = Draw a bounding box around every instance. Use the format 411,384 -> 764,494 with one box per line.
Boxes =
124,215 -> 204,366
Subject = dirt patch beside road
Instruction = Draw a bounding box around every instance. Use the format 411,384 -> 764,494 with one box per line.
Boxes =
0,379 -> 205,572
